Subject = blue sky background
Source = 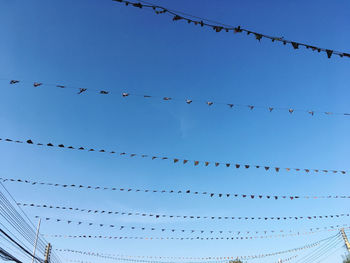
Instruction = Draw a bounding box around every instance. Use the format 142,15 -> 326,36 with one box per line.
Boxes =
0,0 -> 350,262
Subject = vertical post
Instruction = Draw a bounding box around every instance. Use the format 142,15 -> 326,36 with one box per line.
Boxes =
341,228 -> 350,252
31,218 -> 41,263
44,243 -> 52,263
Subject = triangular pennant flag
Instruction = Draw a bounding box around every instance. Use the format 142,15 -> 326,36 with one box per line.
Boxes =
194,161 -> 199,166
326,49 -> 333,58
254,33 -> 263,41
33,82 -> 42,87
291,42 -> 299,49
173,159 -> 179,163
172,15 -> 182,21
78,88 -> 87,94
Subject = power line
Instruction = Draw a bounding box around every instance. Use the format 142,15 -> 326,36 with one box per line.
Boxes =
0,183 -> 62,263
0,229 -> 44,263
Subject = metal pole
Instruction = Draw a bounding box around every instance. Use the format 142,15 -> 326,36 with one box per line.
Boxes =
31,218 -> 41,263
340,228 -> 350,252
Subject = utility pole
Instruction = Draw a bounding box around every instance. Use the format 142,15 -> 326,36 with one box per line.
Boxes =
44,243 -> 52,263
31,218 -> 41,263
340,228 -> 350,252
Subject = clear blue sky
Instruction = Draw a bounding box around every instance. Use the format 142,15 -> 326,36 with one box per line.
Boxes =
0,0 -> 350,262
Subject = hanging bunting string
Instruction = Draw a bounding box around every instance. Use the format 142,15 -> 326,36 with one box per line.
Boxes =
43,227 -> 349,240
18,202 -> 350,222
5,79 -> 350,117
56,248 -> 305,262
278,255 -> 298,263
34,215 -> 350,235
3,177 -> 350,201
111,0 -> 350,59
1,137 -> 348,176
56,237 -> 329,262
61,255 -> 298,263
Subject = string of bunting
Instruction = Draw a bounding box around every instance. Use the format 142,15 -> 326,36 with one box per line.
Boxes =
1,137 -> 348,175
6,79 -> 350,117
3,177 -> 350,201
34,215 -> 349,235
18,202 -> 350,222
62,259 -> 173,263
112,0 -> 350,59
277,255 -> 298,263
43,227 -> 348,240
55,238 -> 325,261
56,247 -> 307,262
62,256 -> 298,263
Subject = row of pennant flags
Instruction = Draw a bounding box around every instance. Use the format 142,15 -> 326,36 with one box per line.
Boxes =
33,215 -> 350,235
6,79 -> 350,117
1,137 -> 348,175
44,226 -> 346,240
63,256 -> 298,263
57,247 -> 308,262
4,177 -> 350,201
56,238 -> 325,261
19,202 -> 350,222
112,0 -> 350,59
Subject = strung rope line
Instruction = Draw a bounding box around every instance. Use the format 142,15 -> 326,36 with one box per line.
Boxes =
18,202 -> 350,222
1,137 -> 348,176
34,215 -> 350,235
5,79 -> 350,117
43,227 -> 349,240
62,256 -> 298,263
3,177 -> 350,201
112,0 -> 350,59
55,237 -> 326,261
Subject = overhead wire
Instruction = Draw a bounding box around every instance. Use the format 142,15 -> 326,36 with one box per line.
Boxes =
294,233 -> 342,263
0,182 -> 62,263
0,191 -> 46,255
